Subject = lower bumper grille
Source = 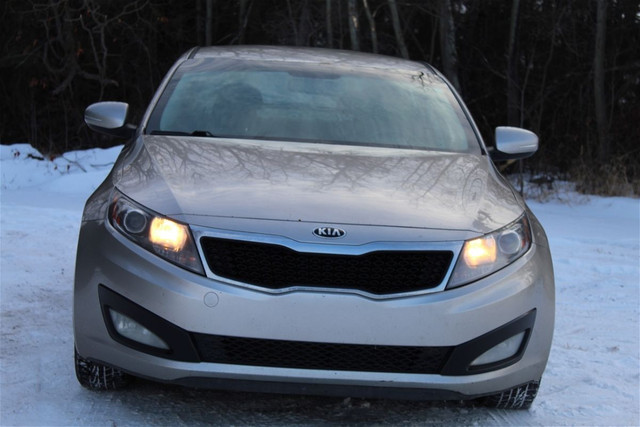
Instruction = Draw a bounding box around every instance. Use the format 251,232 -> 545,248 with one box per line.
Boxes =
200,237 -> 453,295
192,334 -> 453,374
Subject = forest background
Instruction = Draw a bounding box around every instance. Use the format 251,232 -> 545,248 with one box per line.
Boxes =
1,0 -> 638,195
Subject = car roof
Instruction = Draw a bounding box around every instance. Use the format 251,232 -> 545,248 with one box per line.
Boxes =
189,45 -> 435,75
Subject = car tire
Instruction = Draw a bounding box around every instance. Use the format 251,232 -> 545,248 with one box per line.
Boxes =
74,348 -> 131,390
482,380 -> 540,409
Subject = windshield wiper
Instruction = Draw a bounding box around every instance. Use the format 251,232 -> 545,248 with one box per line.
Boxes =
190,130 -> 214,137
149,130 -> 216,137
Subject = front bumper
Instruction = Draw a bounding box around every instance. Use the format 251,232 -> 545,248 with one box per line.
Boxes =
74,218 -> 554,399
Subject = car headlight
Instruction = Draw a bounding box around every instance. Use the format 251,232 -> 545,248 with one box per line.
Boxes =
447,215 -> 532,288
109,190 -> 204,275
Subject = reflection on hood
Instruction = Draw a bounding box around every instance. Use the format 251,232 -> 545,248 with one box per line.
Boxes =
115,136 -> 521,233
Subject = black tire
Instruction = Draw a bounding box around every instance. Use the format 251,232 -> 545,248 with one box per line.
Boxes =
482,380 -> 540,410
74,348 -> 131,390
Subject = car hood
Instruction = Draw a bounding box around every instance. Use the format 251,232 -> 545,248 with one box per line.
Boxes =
113,136 -> 522,234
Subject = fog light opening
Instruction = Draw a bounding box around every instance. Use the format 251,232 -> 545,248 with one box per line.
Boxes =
470,331 -> 525,366
109,309 -> 169,350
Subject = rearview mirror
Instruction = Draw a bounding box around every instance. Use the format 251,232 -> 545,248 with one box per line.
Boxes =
491,127 -> 538,161
85,102 -> 135,139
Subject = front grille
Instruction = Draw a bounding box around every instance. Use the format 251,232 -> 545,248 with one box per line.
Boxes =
200,237 -> 453,295
192,334 -> 452,374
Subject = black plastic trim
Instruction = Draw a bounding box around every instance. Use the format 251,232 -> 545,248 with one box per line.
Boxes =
441,309 -> 536,376
86,122 -> 136,140
167,376 -> 472,401
99,285 -> 536,379
99,285 -> 200,362
131,375 -> 541,402
488,146 -> 536,161
191,333 -> 452,374
187,46 -> 200,59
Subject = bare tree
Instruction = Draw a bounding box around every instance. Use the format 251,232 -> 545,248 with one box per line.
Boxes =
388,0 -> 408,58
594,0 -> 608,164
237,0 -> 253,44
283,0 -> 313,46
297,0 -> 311,46
532,4 -> 565,135
438,0 -> 460,92
205,0 -> 213,46
362,0 -> 378,53
286,0 -> 299,45
196,0 -> 203,46
348,0 -> 360,51
506,0 -> 520,126
326,0 -> 333,48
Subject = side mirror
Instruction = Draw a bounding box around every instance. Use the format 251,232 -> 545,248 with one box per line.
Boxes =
491,126 -> 539,161
85,102 -> 135,139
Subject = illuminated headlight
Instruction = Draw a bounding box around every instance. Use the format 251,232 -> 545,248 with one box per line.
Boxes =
448,215 -> 532,288
109,190 -> 204,274
109,309 -> 169,350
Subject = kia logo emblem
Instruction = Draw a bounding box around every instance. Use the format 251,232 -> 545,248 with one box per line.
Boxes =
313,227 -> 346,238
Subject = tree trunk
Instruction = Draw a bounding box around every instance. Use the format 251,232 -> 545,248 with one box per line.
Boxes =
237,0 -> 253,45
348,0 -> 360,51
196,0 -> 203,46
438,0 -> 461,92
503,0 -> 522,193
336,0 -> 344,49
533,5 -> 563,135
594,0 -> 609,164
205,0 -> 213,46
388,0 -> 408,58
507,0 -> 520,126
238,0 -> 248,44
286,0 -> 299,46
297,0 -> 310,46
429,14 -> 438,63
362,0 -> 378,53
326,0 -> 333,48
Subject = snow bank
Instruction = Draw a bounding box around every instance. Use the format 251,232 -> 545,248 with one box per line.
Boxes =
1,143 -> 122,196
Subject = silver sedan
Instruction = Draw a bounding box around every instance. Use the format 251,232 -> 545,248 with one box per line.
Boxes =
74,46 -> 554,409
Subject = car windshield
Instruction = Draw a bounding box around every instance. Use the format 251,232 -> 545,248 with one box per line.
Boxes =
146,58 -> 479,153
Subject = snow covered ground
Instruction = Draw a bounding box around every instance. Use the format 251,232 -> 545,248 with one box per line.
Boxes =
1,144 -> 638,426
